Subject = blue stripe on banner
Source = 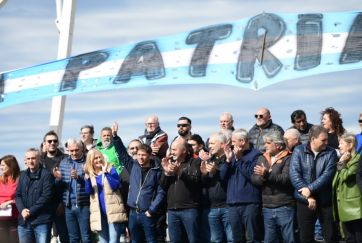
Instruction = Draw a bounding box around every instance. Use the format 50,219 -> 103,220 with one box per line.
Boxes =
1,11 -> 362,108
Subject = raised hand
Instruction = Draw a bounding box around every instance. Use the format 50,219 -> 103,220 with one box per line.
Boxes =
112,122 -> 119,137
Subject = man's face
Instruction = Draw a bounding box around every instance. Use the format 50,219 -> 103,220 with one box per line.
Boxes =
293,115 -> 307,131
177,119 -> 191,137
25,151 -> 40,172
188,140 -> 203,155
264,140 -> 280,156
208,136 -> 224,156
171,141 -> 186,161
80,128 -> 93,143
255,109 -> 271,127
68,143 -> 83,160
231,135 -> 246,150
43,135 -> 59,154
101,130 -> 112,149
137,149 -> 150,167
145,117 -> 159,133
310,132 -> 328,152
219,115 -> 233,131
128,141 -> 141,158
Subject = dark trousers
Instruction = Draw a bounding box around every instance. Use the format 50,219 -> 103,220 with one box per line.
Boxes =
296,202 -> 338,243
344,219 -> 362,243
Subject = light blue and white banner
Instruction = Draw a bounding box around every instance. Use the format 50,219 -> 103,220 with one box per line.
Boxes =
1,11 -> 362,108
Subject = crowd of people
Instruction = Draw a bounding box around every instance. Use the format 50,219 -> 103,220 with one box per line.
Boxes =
0,107 -> 362,243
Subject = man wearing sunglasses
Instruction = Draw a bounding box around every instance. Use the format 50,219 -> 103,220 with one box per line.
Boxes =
170,117 -> 194,146
40,130 -> 69,243
248,107 -> 284,153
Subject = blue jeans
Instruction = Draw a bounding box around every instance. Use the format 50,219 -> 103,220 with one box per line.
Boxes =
208,207 -> 233,243
263,206 -> 296,243
128,209 -> 157,243
167,208 -> 200,243
18,223 -> 51,243
65,205 -> 91,243
99,212 -> 125,243
228,203 -> 263,243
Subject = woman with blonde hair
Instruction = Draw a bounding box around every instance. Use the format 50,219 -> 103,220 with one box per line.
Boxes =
0,155 -> 20,243
84,148 -> 127,243
333,133 -> 362,243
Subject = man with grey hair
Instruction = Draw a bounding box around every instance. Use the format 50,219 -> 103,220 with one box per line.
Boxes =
139,115 -> 169,159
219,128 -> 262,243
199,132 -> 233,243
219,112 -> 235,132
16,148 -> 54,243
55,138 -> 91,243
251,131 -> 296,243
284,128 -> 301,152
248,107 -> 284,153
289,125 -> 338,243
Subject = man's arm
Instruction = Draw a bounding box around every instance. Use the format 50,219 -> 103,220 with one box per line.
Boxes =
28,172 -> 54,217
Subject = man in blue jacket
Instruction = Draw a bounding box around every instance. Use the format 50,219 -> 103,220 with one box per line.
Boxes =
289,125 -> 338,243
219,128 -> 263,243
16,148 -> 54,243
112,122 -> 166,243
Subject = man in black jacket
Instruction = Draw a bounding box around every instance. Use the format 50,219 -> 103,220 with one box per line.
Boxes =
160,139 -> 201,243
16,148 -> 54,243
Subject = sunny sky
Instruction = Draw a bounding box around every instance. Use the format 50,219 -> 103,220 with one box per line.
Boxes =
0,0 -> 361,167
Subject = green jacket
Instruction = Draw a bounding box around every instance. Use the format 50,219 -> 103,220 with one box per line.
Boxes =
332,153 -> 362,222
96,139 -> 123,174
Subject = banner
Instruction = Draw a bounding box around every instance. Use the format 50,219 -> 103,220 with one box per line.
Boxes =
1,11 -> 362,108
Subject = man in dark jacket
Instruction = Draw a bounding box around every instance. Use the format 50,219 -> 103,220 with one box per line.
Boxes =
248,107 -> 284,153
289,109 -> 314,144
289,125 -> 338,243
251,131 -> 295,243
219,128 -> 263,243
40,130 -> 69,243
16,148 -> 54,243
55,138 -> 91,243
139,115 -> 169,159
160,139 -> 201,243
199,132 -> 233,243
112,122 -> 166,243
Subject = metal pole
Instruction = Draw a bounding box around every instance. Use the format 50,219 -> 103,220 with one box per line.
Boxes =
49,0 -> 76,140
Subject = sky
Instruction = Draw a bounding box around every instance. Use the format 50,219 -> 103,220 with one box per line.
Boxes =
0,0 -> 361,168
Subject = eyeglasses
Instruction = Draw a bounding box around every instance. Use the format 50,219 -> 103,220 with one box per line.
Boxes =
177,124 -> 189,128
359,119 -> 362,123
47,139 -> 58,144
129,147 -> 139,150
146,123 -> 156,127
254,114 -> 263,119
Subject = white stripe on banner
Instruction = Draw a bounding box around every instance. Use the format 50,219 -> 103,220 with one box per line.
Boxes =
1,11 -> 362,108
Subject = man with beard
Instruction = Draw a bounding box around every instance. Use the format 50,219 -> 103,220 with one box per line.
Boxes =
139,115 -> 169,159
248,107 -> 284,153
96,127 -> 123,174
289,110 -> 313,144
172,117 -> 193,143
40,130 -> 69,243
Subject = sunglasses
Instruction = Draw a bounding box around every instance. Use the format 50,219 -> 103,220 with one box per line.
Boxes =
177,124 -> 189,128
359,119 -> 362,123
47,139 -> 58,144
254,114 -> 264,119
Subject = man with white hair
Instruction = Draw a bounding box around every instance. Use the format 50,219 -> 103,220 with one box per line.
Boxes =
139,115 -> 169,159
251,131 -> 295,243
284,128 -> 301,152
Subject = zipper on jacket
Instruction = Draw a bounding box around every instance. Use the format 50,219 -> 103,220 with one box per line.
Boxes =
135,168 -> 152,209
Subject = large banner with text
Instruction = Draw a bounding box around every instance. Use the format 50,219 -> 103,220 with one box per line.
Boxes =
1,11 -> 362,108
